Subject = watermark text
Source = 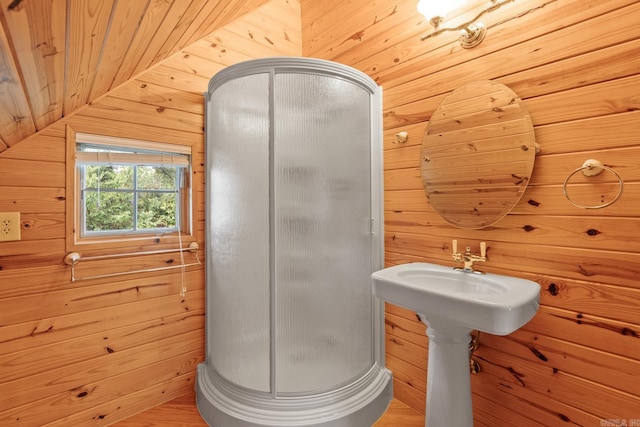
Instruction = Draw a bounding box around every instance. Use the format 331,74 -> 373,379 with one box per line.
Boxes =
600,419 -> 640,427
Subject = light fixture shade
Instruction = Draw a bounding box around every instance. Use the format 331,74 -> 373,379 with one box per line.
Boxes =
417,0 -> 467,20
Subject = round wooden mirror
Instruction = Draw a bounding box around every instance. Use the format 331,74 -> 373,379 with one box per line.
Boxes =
421,80 -> 536,229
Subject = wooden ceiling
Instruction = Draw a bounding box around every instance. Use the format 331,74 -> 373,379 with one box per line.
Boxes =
0,0 -> 268,153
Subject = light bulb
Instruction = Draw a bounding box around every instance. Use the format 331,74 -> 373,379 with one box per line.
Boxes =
417,0 -> 468,23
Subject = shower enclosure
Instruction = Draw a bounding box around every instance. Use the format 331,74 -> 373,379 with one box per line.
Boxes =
196,57 -> 392,426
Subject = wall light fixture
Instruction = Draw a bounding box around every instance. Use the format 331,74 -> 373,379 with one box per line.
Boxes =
417,0 -> 514,48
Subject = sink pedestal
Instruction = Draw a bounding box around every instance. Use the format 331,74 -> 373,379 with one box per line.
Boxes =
419,314 -> 474,427
371,262 -> 541,426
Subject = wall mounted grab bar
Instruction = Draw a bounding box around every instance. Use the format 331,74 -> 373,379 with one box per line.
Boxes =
63,242 -> 201,282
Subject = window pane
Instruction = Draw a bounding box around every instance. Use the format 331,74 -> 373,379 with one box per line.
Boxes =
76,138 -> 190,238
137,192 -> 177,229
85,165 -> 134,190
137,166 -> 177,190
85,191 -> 134,231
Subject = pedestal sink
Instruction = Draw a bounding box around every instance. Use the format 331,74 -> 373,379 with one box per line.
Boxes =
372,262 -> 540,427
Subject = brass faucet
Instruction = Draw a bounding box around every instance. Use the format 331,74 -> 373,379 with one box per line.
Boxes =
452,240 -> 487,274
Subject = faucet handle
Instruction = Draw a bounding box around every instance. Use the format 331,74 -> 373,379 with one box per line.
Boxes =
480,242 -> 486,258
452,239 -> 458,254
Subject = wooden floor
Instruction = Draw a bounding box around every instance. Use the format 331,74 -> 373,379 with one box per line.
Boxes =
113,390 -> 425,427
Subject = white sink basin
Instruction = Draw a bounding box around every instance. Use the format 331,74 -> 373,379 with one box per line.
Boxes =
372,262 -> 540,335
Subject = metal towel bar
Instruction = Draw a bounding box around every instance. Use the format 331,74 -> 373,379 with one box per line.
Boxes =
64,242 -> 201,282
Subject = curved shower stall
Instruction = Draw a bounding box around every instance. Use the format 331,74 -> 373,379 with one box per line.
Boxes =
196,57 -> 392,426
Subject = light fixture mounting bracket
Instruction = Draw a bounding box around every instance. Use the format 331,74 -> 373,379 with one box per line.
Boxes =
419,0 -> 516,47
459,22 -> 487,48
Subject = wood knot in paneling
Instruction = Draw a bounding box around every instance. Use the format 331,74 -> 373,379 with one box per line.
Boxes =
7,0 -> 22,11
529,346 -> 548,361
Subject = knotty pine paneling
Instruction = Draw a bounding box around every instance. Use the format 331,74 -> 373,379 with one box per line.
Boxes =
0,19 -> 35,148
86,1 -> 152,103
0,0 -> 272,148
302,0 -> 640,422
0,158 -> 65,188
0,1 -> 300,425
63,0 -> 115,115
0,0 -> 66,131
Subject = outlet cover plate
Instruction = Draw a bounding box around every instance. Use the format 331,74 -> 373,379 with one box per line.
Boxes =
0,212 -> 21,241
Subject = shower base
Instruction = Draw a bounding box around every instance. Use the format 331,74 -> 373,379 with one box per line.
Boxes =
196,364 -> 392,427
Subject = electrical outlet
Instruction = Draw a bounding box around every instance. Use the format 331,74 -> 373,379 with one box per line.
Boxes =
0,212 -> 21,241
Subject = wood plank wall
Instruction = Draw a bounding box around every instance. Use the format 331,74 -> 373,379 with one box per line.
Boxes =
301,0 -> 640,424
0,1 -> 300,426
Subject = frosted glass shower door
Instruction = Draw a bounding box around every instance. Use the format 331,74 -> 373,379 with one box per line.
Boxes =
207,73 -> 271,393
198,57 -> 391,427
274,73 -> 374,394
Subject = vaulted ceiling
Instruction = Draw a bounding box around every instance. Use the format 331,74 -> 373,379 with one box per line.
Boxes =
0,0 -> 269,153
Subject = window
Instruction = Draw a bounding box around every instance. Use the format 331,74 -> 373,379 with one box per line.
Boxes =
70,132 -> 192,245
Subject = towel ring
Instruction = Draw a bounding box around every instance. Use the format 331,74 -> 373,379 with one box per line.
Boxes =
563,159 -> 623,209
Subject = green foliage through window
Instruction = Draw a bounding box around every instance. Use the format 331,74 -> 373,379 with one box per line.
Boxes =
77,143 -> 189,236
